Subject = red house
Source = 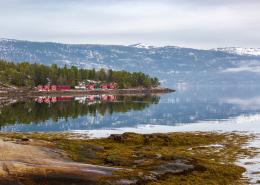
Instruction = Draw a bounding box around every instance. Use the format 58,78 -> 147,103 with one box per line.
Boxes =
100,84 -> 108,90
108,83 -> 117,89
100,83 -> 117,90
51,85 -> 57,91
44,85 -> 51,91
86,84 -> 95,90
36,85 -> 44,91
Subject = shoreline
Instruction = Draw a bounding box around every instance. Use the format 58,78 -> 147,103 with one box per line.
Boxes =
0,131 -> 256,185
0,87 -> 175,98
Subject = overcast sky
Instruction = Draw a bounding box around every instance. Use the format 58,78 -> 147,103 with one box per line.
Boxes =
0,0 -> 260,48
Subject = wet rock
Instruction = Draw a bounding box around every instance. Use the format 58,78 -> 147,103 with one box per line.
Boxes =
152,159 -> 194,175
21,137 -> 30,142
109,134 -> 124,142
16,136 -> 30,142
142,174 -> 157,181
116,179 -> 138,185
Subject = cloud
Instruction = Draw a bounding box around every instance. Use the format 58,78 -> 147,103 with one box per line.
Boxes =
223,66 -> 260,73
0,0 -> 259,48
223,96 -> 260,110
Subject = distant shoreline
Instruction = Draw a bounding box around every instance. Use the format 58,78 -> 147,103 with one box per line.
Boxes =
0,87 -> 175,98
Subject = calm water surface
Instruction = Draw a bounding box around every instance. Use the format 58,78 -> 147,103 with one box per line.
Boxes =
1,85 -> 260,132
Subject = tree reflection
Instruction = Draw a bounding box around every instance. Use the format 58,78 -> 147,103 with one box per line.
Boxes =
0,95 -> 160,126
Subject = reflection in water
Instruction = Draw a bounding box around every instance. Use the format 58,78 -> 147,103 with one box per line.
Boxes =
222,96 -> 260,110
1,85 -> 260,132
0,95 -> 160,129
34,95 -> 118,104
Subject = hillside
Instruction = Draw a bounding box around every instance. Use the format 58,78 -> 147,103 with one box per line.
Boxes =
1,39 -> 260,87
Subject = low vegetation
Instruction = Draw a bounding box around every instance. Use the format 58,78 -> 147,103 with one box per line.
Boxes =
0,60 -> 160,88
0,132 -> 254,185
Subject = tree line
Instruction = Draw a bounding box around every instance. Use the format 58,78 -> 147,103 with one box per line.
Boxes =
0,60 -> 160,88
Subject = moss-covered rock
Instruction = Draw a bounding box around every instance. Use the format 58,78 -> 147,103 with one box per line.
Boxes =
0,132 -> 253,185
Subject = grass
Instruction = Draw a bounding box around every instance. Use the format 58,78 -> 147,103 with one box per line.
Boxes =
0,132 -> 254,185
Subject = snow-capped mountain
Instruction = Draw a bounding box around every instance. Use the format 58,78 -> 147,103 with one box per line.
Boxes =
0,38 -> 260,87
214,47 -> 260,56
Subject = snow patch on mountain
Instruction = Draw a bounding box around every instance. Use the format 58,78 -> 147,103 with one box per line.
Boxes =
129,43 -> 158,49
214,47 -> 260,56
0,38 -> 16,42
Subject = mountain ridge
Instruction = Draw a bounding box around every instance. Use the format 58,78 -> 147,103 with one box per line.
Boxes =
2,38 -> 259,55
1,38 -> 260,87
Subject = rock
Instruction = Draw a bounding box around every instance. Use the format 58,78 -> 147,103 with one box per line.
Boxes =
116,179 -> 138,185
20,136 -> 30,142
109,134 -> 124,142
156,153 -> 162,159
153,159 -> 194,175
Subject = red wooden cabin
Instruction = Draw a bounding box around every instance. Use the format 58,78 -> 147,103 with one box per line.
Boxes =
100,84 -> 108,90
86,84 -> 95,90
44,85 -> 51,91
51,85 -> 57,91
100,83 -> 117,90
108,83 -> 117,89
36,85 -> 44,91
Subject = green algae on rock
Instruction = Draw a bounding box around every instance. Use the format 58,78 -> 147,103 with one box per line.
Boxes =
0,132 -> 254,185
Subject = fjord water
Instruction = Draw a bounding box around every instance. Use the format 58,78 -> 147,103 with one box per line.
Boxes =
1,85 -> 260,133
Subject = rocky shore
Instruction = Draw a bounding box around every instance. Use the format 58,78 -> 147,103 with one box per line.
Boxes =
0,132 -> 254,185
0,87 -> 175,98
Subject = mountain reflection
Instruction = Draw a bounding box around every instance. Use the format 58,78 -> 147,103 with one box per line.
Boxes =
0,95 -> 160,127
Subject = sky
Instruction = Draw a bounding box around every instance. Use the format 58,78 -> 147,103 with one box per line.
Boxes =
0,0 -> 260,49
